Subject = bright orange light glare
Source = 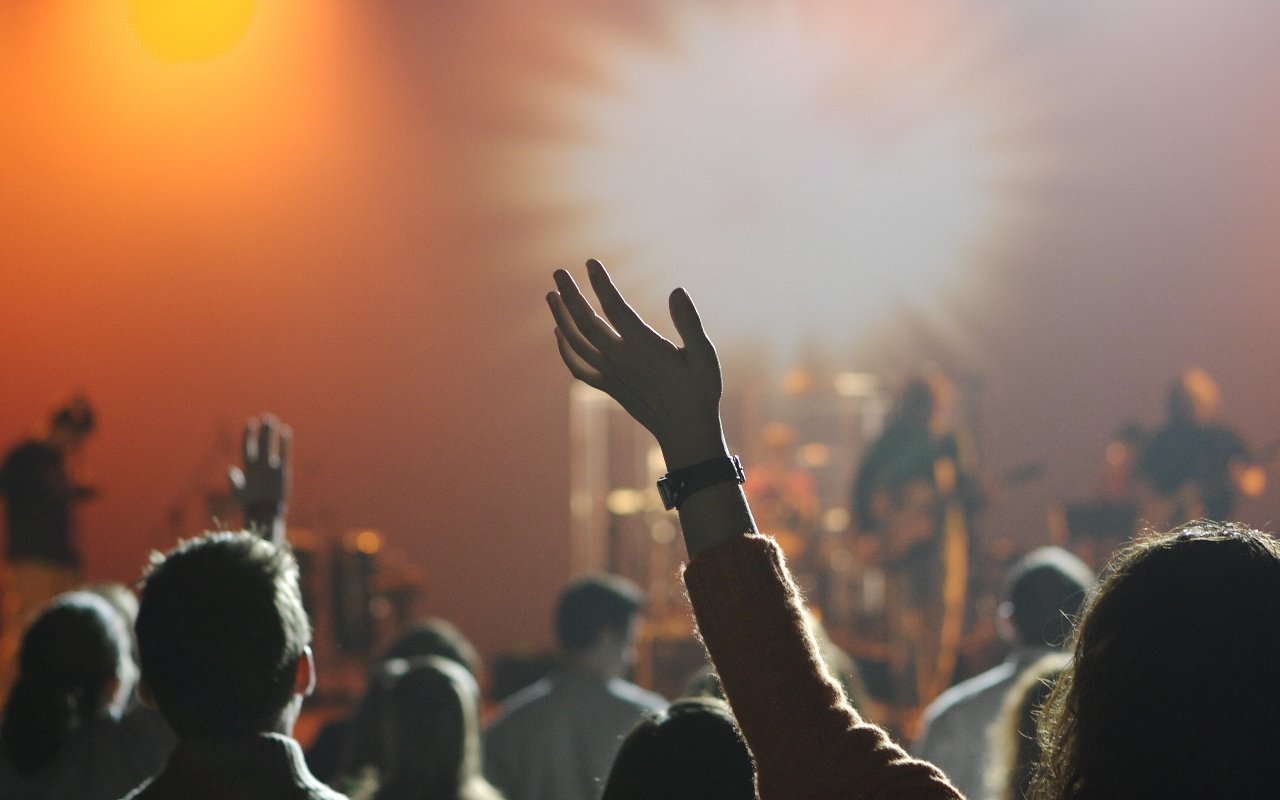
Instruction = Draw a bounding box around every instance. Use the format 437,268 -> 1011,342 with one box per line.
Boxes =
129,0 -> 257,63
354,530 -> 383,555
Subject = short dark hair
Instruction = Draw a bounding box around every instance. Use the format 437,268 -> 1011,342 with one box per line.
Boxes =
602,697 -> 756,800
136,531 -> 310,738
1003,547 -> 1094,648
382,618 -> 481,678
338,620 -> 484,778
554,574 -> 644,652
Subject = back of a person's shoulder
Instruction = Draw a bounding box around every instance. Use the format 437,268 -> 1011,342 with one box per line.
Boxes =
116,775 -> 156,800
1,441 -> 45,479
605,679 -> 667,713
487,678 -> 556,732
120,777 -> 348,800
302,783 -> 349,800
922,660 -> 1017,725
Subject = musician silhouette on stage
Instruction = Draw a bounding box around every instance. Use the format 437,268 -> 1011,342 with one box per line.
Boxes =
0,395 -> 98,689
851,368 -> 980,720
1137,368 -> 1265,527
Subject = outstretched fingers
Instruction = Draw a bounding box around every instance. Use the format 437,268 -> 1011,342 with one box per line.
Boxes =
243,417 -> 261,463
274,422 -> 292,471
231,414 -> 291,504
228,465 -> 246,494
548,291 -> 606,372
586,259 -> 664,345
554,328 -> 607,389
668,287 -> 718,367
258,415 -> 283,468
553,269 -> 622,352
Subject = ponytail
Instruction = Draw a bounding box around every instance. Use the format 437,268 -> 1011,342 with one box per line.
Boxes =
0,593 -> 125,774
1,674 -> 78,774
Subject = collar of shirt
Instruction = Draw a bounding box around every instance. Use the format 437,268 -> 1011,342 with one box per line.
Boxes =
135,732 -> 342,800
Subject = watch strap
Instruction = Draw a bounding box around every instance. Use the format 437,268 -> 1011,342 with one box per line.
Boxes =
657,455 -> 746,510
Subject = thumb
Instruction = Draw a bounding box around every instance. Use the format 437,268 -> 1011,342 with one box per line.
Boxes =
669,288 -> 717,365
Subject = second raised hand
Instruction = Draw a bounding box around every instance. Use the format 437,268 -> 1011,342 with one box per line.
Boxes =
547,259 -> 728,469
228,414 -> 292,544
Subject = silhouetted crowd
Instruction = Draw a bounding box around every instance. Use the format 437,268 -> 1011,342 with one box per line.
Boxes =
2,262 -> 1278,800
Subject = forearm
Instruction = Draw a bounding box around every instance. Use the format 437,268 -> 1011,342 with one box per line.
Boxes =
670,433 -> 957,798
684,536 -> 961,799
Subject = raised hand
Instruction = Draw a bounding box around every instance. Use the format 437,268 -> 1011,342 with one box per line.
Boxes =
547,259 -> 727,470
228,414 -> 291,543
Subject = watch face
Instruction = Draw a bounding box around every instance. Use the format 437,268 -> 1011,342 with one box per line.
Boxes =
657,478 -> 678,510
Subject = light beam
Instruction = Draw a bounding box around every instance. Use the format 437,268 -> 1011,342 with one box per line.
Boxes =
501,1 -> 1058,352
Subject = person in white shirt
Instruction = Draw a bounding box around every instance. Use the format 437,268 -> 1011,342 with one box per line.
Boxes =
484,575 -> 667,800
914,547 -> 1093,799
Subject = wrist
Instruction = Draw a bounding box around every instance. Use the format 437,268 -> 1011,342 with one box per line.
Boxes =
658,426 -> 729,472
657,455 -> 745,510
243,500 -> 284,527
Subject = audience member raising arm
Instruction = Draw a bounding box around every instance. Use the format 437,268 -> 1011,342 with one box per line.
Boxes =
547,260 -> 960,800
229,414 -> 292,546
124,414 -> 343,800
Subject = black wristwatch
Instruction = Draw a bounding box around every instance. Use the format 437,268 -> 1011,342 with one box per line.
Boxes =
657,455 -> 746,510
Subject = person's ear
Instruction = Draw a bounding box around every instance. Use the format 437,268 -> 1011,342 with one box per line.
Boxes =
136,679 -> 158,710
294,645 -> 316,697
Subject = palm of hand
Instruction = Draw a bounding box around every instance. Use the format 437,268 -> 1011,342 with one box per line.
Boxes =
228,415 -> 291,511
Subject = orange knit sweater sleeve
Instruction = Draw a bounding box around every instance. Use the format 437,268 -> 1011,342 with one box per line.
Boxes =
683,534 -> 964,800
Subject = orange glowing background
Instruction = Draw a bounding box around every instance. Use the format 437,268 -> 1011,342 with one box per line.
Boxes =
4,0 -> 1280,661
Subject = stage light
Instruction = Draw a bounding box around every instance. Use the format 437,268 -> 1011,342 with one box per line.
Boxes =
835,372 -> 879,398
129,0 -> 257,63
353,529 -> 383,555
506,3 -> 1055,350
782,367 -> 815,395
799,442 -> 830,468
606,488 -> 649,516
